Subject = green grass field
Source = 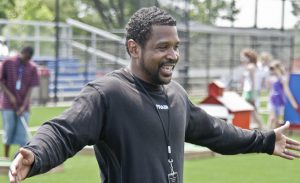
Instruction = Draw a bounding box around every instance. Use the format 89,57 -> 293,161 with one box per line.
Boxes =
0,106 -> 68,129
0,105 -> 300,183
1,153 -> 300,183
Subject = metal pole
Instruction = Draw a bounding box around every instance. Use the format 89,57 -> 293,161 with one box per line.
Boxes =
254,0 -> 258,28
206,34 -> 211,89
281,0 -> 286,32
229,35 -> 235,86
207,0 -> 212,24
183,0 -> 190,90
91,33 -> 97,68
84,38 -> 89,84
229,3 -> 235,89
54,0 -> 60,103
34,25 -> 40,57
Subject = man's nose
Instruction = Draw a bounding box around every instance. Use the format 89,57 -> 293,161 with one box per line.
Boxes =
166,49 -> 179,61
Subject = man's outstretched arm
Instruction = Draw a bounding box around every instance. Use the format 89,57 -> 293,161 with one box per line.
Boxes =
9,84 -> 106,182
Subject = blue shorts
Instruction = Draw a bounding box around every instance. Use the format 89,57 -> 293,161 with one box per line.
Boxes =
1,110 -> 29,146
268,102 -> 284,117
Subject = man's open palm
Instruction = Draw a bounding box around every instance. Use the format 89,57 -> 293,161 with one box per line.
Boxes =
273,121 -> 300,160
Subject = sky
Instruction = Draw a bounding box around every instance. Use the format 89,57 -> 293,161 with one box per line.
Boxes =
216,0 -> 299,29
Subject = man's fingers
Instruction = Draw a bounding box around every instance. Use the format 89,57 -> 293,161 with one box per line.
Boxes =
10,153 -> 24,175
283,149 -> 300,158
286,137 -> 300,146
9,162 -> 17,176
9,174 -> 17,183
274,121 -> 290,134
280,153 -> 294,160
19,148 -> 34,165
9,162 -> 19,183
9,152 -> 24,177
278,149 -> 294,160
9,171 -> 18,183
286,143 -> 300,151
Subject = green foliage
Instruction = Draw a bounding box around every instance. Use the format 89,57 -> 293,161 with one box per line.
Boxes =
0,0 -> 16,19
292,1 -> 300,17
17,0 -> 54,21
0,0 -> 99,26
221,0 -> 240,26
191,0 -> 228,24
0,0 -> 240,30
0,0 -> 158,30
0,0 -> 53,20
1,0 -> 300,29
162,0 -> 240,25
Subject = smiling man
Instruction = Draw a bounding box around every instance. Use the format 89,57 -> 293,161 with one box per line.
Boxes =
9,6 -> 300,183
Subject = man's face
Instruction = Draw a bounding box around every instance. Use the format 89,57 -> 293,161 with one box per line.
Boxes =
20,51 -> 32,63
137,25 -> 180,85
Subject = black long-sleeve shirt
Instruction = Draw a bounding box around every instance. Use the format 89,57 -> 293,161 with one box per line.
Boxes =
24,68 -> 275,183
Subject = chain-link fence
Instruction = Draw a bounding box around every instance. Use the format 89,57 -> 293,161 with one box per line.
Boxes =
176,23 -> 294,98
0,18 -> 296,102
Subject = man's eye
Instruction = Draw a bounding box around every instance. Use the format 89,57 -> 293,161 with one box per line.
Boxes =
174,45 -> 179,51
158,46 -> 167,50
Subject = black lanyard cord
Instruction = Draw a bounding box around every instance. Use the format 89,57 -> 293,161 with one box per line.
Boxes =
131,74 -> 172,160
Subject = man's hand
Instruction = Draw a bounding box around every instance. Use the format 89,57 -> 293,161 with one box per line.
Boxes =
9,148 -> 34,183
8,94 -> 17,108
16,106 -> 25,116
273,121 -> 300,160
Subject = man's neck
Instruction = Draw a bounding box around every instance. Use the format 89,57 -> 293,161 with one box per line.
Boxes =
126,65 -> 161,87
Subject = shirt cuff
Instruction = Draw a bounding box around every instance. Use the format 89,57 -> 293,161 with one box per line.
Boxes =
23,147 -> 40,178
261,131 -> 276,155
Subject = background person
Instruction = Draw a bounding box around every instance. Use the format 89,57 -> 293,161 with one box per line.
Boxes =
256,51 -> 272,107
0,46 -> 40,158
9,7 -> 300,183
240,48 -> 264,129
266,60 -> 300,129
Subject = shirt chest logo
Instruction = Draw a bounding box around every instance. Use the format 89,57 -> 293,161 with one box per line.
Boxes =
156,104 -> 169,110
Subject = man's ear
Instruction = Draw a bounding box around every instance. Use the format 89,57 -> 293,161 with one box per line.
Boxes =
127,39 -> 140,59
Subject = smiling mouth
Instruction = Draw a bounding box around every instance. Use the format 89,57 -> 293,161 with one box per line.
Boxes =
160,63 -> 176,76
161,64 -> 175,71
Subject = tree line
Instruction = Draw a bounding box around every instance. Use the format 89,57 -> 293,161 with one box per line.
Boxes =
0,0 -> 299,30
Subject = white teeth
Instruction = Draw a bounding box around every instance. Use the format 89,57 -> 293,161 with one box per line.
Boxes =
162,65 -> 173,71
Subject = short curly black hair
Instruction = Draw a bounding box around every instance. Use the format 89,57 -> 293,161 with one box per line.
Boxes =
125,6 -> 176,55
21,46 -> 34,57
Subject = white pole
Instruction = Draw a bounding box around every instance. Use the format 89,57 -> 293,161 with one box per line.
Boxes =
20,116 -> 32,139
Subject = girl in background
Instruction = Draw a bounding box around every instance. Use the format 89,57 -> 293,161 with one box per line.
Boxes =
240,48 -> 264,129
267,60 -> 300,129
